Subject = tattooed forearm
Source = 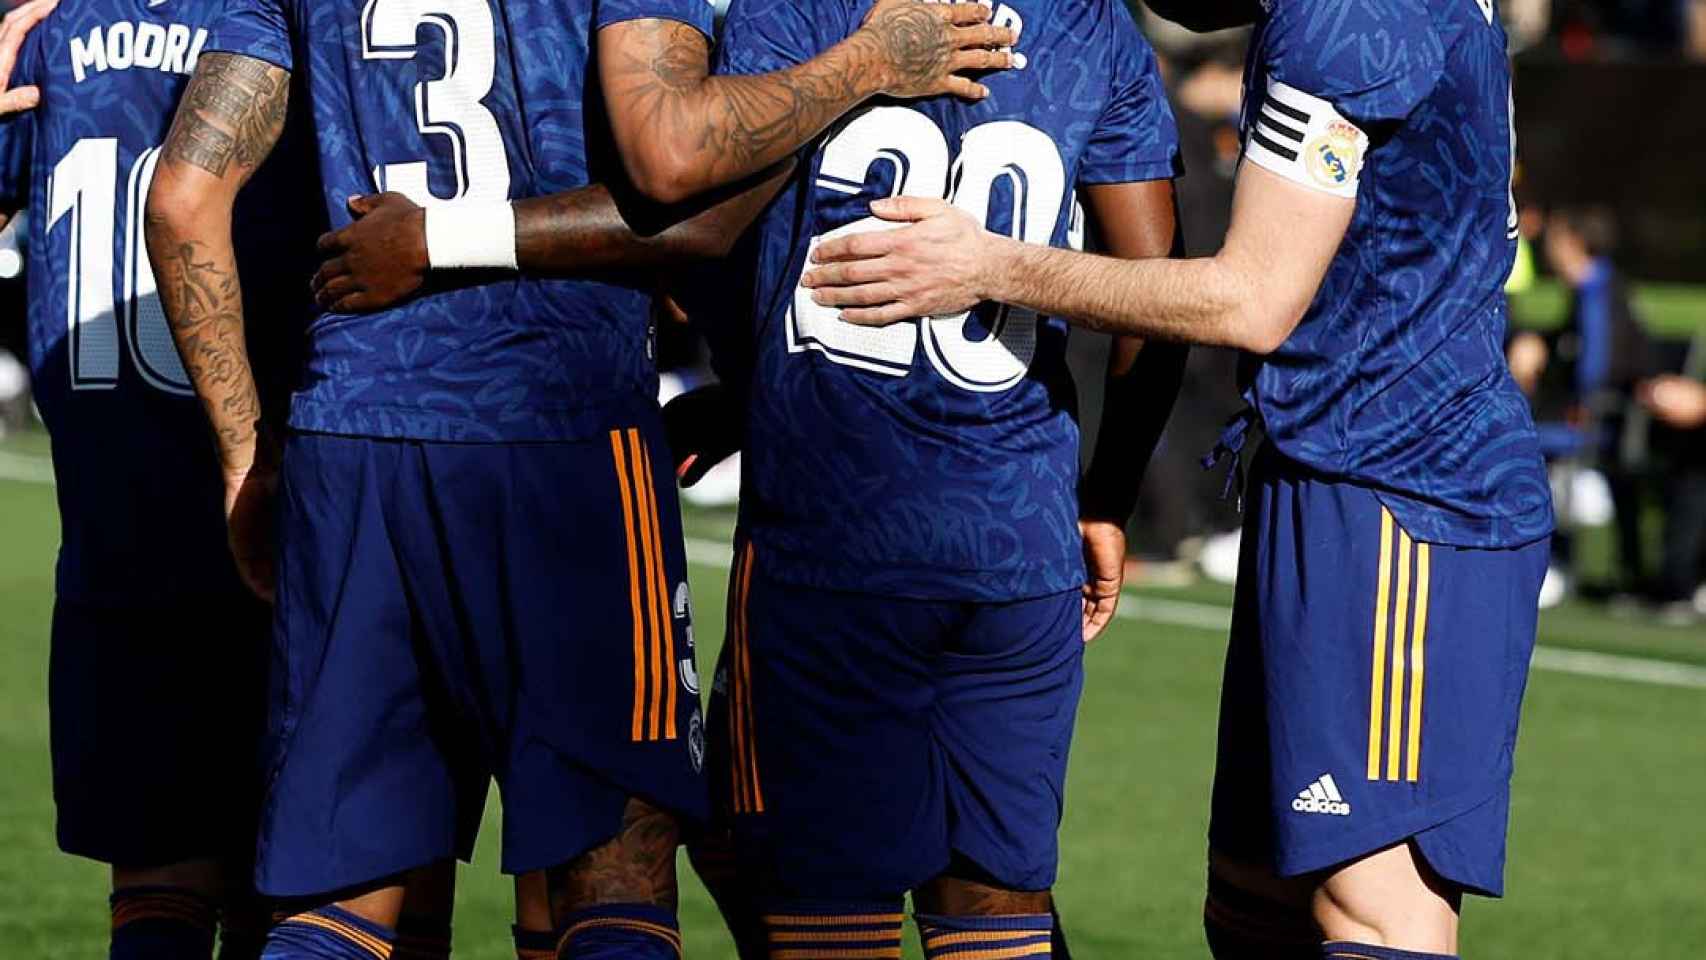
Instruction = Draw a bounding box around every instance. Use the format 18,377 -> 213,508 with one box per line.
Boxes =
600,2 -> 1009,202
146,214 -> 265,469
146,52 -> 290,472
164,52 -> 290,178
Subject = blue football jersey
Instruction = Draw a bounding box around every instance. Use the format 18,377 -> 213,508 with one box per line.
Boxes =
210,0 -> 715,442
0,0 -> 311,606
1238,0 -> 1552,548
716,0 -> 1179,600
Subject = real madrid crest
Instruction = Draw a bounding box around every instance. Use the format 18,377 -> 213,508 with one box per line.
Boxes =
1305,121 -> 1366,191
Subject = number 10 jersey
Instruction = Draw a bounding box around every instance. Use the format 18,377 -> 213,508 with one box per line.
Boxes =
211,0 -> 716,443
716,0 -> 1180,601
0,0 -> 314,606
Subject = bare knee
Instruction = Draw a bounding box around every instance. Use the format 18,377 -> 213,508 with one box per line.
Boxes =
1311,843 -> 1460,953
913,874 -> 1051,917
549,797 -> 680,924
1203,850 -> 1320,957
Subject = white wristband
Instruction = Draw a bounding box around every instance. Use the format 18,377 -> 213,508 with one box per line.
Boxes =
423,200 -> 518,270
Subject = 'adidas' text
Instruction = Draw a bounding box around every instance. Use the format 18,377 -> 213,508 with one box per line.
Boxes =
1292,773 -> 1352,816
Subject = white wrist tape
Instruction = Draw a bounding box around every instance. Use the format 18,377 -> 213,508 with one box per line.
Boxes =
1244,81 -> 1369,200
424,200 -> 518,270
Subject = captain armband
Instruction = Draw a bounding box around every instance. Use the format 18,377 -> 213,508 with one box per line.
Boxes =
1243,81 -> 1369,200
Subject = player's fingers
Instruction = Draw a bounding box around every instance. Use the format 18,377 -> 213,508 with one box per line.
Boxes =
0,0 -> 56,83
940,74 -> 990,101
800,257 -> 895,289
950,23 -> 1014,51
812,281 -> 900,308
811,231 -> 896,264
0,86 -> 40,115
315,228 -> 347,254
346,193 -> 385,217
944,2 -> 996,26
310,255 -> 347,289
869,195 -> 949,222
950,48 -> 1012,74
330,292 -> 373,314
839,302 -> 915,327
313,273 -> 359,310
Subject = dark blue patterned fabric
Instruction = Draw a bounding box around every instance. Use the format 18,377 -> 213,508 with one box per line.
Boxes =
0,0 -> 313,604
211,0 -> 715,442
715,0 -> 1180,600
1241,0 -> 1553,547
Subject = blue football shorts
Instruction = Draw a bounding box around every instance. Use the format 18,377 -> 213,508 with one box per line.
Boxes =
259,413 -> 704,897
1209,445 -> 1548,896
706,541 -> 1084,901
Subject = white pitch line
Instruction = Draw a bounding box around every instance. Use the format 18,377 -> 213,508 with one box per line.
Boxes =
679,537 -> 1706,692
0,450 -> 54,486
2,449 -> 1701,693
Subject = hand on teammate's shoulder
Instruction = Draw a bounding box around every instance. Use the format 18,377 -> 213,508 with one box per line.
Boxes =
0,0 -> 56,117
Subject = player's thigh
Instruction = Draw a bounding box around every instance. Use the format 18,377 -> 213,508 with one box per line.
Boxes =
451,416 -> 703,877
932,589 -> 1083,894
724,544 -> 949,899
49,595 -> 269,871
262,432 -> 481,898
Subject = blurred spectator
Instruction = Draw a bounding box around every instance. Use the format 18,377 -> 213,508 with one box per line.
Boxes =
1691,0 -> 1706,57
1509,207 -> 1656,596
1637,365 -> 1706,622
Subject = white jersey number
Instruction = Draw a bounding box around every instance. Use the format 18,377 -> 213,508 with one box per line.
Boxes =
48,138 -> 191,395
361,0 -> 511,205
789,108 -> 1067,393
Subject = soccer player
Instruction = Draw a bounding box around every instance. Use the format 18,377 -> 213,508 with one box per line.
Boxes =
802,1 -> 1555,958
141,3 -> 1013,960
681,0 -> 1182,956
0,0 -> 328,956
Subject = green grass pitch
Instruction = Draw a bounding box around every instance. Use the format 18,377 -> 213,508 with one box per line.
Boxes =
0,467 -> 1703,957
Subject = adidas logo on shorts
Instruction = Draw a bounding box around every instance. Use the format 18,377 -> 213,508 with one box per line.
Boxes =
1292,773 -> 1352,816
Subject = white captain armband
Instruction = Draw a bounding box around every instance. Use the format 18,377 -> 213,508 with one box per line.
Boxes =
1244,81 -> 1369,200
424,200 -> 518,271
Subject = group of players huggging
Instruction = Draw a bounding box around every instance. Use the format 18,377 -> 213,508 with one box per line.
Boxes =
0,0 -> 1554,958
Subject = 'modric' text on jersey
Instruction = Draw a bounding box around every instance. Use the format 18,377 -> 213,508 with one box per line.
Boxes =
69,21 -> 210,82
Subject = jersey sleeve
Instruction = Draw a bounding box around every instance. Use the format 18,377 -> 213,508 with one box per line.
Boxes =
207,0 -> 295,72
1259,0 -> 1443,128
1244,0 -> 1442,199
1079,5 -> 1182,185
597,0 -> 717,40
713,0 -> 833,75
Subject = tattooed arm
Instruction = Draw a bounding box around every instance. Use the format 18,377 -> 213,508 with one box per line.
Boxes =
599,0 -> 1013,204
144,51 -> 289,599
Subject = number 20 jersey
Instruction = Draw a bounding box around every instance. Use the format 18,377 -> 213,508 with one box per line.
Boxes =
211,0 -> 715,442
716,0 -> 1179,601
0,0 -> 310,605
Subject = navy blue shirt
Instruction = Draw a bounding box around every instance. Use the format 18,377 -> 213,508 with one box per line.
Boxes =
0,0 -> 313,606
717,0 -> 1179,600
1240,0 -> 1553,548
211,0 -> 716,442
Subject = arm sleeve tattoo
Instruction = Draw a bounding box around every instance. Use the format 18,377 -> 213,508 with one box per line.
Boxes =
145,52 -> 290,472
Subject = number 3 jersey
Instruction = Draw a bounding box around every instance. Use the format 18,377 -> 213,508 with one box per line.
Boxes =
1236,0 -> 1552,548
714,0 -> 1179,601
211,0 -> 714,442
0,0 -> 314,606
